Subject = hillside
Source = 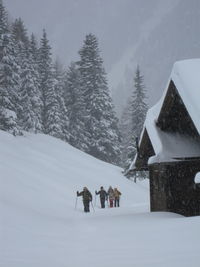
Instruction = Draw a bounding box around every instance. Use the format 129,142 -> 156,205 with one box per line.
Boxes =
1,131 -> 200,267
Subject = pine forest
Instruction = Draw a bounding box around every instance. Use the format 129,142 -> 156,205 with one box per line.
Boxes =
0,0 -> 147,169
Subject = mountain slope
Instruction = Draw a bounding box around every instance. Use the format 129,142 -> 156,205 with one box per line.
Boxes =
1,131 -> 200,267
1,130 -> 149,266
0,130 -> 147,214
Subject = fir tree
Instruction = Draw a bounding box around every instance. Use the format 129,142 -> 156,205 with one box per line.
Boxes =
53,60 -> 69,141
29,34 -> 39,62
38,30 -> 63,138
63,62 -> 89,150
20,54 -> 42,132
0,1 -> 21,134
119,99 -> 133,169
29,33 -> 42,131
12,18 -> 29,47
120,65 -> 148,174
0,0 -> 7,36
77,33 -> 121,164
19,55 -> 35,131
11,18 -> 42,132
11,17 -> 30,68
131,65 -> 148,137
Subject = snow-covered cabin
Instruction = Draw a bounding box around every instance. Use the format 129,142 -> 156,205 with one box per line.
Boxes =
130,59 -> 200,216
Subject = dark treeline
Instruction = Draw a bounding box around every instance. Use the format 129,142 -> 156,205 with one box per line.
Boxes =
0,0 -> 121,165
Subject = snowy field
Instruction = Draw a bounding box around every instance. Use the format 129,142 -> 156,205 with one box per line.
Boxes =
1,130 -> 200,267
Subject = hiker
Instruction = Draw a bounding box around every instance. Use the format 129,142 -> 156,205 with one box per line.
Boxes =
114,188 -> 121,207
95,186 -> 108,208
77,187 -> 92,212
107,186 -> 115,208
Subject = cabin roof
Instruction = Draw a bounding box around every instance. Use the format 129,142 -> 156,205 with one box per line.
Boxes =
130,59 -> 200,169
171,59 -> 200,134
153,59 -> 200,135
146,105 -> 200,164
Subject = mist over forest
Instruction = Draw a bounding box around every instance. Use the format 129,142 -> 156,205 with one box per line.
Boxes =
1,0 -> 200,169
5,0 -> 200,116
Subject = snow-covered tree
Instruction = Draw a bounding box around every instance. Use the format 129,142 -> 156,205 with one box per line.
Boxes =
20,54 -> 42,132
19,56 -> 35,131
131,65 -> 148,137
12,18 -> 29,47
11,18 -> 42,132
120,65 -> 148,173
29,33 -> 42,132
29,34 -> 39,62
119,100 -> 133,169
53,60 -> 69,141
77,33 -> 121,164
38,30 -> 64,138
0,0 -> 7,36
63,62 -> 89,150
0,1 -> 21,134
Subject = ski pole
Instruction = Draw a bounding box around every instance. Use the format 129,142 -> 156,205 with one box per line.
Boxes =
91,201 -> 95,212
94,192 -> 96,206
75,196 -> 78,210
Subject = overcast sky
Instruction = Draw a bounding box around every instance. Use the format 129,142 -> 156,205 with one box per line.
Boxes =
5,0 -> 188,116
4,0 -> 159,72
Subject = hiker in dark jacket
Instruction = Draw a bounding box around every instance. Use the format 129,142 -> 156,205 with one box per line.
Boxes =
77,187 -> 92,212
95,186 -> 108,208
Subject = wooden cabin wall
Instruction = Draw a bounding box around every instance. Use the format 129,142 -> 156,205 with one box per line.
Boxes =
149,164 -> 167,211
149,160 -> 200,216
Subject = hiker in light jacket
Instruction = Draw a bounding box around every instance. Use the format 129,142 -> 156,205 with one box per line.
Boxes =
113,188 -> 121,207
107,186 -> 115,208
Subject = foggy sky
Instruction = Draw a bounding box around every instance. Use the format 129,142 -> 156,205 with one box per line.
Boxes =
4,0 -> 159,72
5,0 -> 193,117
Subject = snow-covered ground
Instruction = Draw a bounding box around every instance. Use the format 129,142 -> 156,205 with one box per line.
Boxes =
1,130 -> 200,267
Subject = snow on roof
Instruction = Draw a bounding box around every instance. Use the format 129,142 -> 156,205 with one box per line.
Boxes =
172,58 -> 200,135
195,172 -> 200,184
143,102 -> 200,164
149,58 -> 200,132
131,58 -> 200,167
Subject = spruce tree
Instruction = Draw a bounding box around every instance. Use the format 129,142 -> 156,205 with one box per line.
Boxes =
131,65 -> 148,137
0,0 -> 21,134
30,34 -> 39,63
0,0 -> 7,36
119,100 -> 133,169
12,18 -> 29,47
63,62 -> 89,150
77,33 -> 121,164
120,65 -> 148,174
20,53 -> 42,132
38,30 -> 63,138
19,55 -> 35,131
29,33 -> 42,132
12,18 -> 42,132
53,60 -> 69,141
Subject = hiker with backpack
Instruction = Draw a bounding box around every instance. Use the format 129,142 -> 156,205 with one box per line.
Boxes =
113,187 -> 121,207
95,186 -> 108,208
77,187 -> 93,212
107,186 -> 115,208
